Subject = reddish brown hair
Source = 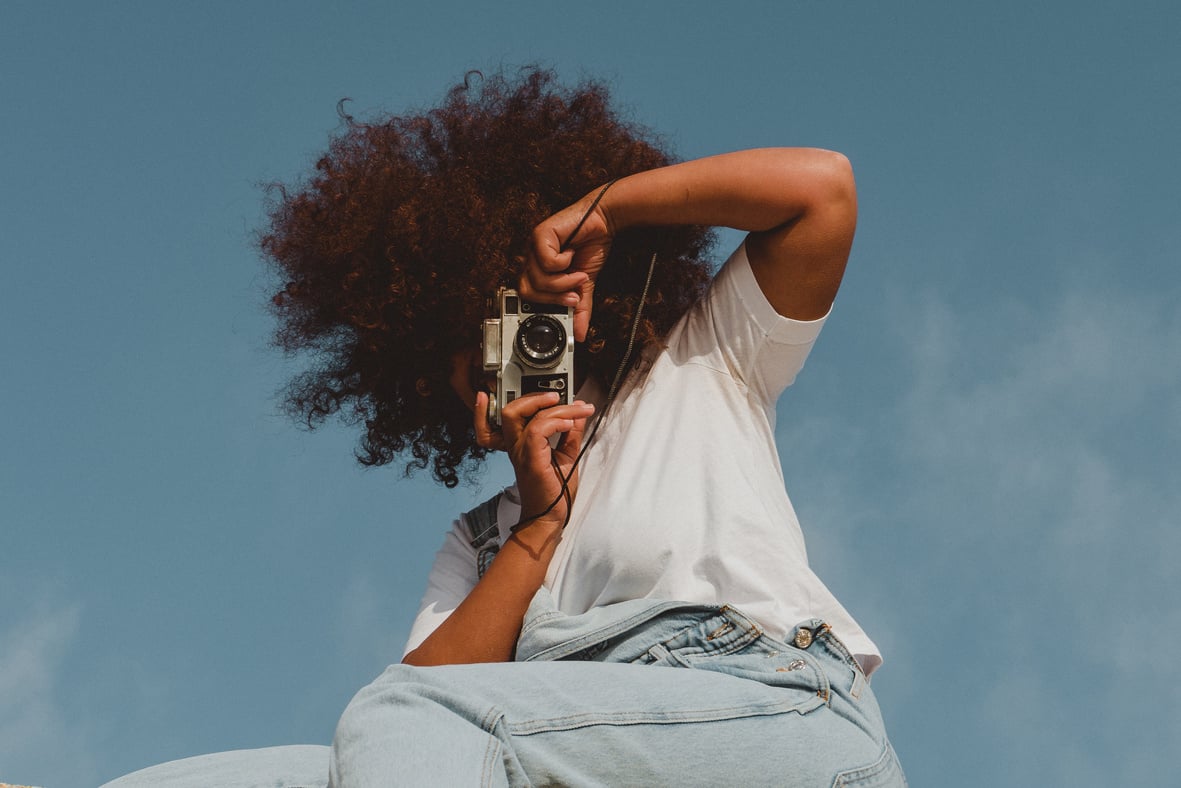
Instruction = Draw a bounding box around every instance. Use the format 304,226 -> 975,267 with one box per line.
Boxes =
261,68 -> 714,487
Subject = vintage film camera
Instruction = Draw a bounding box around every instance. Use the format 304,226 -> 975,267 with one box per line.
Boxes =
481,288 -> 574,428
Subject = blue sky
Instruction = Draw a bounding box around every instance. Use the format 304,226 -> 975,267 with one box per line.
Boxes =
2,1 -> 1179,785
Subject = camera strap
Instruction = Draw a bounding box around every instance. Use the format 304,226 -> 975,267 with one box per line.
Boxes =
511,179 -> 657,533
559,179 -> 618,252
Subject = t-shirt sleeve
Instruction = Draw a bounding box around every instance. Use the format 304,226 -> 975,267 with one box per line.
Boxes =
670,242 -> 828,405
401,520 -> 478,657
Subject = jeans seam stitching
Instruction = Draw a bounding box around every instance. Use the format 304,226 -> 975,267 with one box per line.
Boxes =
831,741 -> 896,787
504,696 -> 823,735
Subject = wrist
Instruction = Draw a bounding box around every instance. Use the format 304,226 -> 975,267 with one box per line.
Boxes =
597,178 -> 627,236
503,516 -> 564,566
596,168 -> 678,233
512,492 -> 570,534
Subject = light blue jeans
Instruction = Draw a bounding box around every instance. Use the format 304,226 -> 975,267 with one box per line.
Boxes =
102,590 -> 904,787
331,589 -> 904,786
99,745 -> 330,788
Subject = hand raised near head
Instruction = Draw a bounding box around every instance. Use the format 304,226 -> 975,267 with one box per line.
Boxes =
519,186 -> 615,343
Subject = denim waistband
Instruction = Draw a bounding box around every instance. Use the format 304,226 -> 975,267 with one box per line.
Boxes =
515,589 -> 867,700
516,590 -> 713,663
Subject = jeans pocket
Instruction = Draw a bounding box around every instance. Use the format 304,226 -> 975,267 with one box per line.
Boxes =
679,644 -> 831,707
637,633 -> 831,713
832,742 -> 908,787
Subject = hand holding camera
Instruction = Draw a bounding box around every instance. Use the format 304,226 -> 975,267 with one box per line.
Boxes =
520,185 -> 616,343
478,287 -> 591,528
475,390 -> 594,530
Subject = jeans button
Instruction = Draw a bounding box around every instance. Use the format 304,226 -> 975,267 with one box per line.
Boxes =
793,627 -> 813,649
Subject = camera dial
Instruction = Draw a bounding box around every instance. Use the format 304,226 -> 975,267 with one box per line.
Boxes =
515,314 -> 566,367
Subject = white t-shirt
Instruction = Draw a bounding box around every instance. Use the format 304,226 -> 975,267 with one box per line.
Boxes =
404,243 -> 882,673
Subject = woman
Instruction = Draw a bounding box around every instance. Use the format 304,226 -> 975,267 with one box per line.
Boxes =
105,69 -> 904,787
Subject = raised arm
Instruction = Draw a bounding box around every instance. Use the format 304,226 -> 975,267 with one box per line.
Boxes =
522,148 -> 857,335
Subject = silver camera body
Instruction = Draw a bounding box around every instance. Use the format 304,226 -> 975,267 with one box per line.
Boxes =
482,288 -> 574,428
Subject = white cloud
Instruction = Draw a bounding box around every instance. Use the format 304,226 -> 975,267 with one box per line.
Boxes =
0,593 -> 98,787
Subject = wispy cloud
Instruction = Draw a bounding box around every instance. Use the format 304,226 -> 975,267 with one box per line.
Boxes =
331,571 -> 412,685
892,284 -> 1180,783
780,281 -> 1180,785
0,591 -> 96,787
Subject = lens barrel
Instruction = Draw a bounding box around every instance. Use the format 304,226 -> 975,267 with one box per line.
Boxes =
515,314 -> 566,367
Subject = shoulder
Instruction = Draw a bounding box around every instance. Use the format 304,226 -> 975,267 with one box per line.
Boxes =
663,243 -> 829,402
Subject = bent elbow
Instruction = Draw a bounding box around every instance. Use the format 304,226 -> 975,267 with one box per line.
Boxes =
816,150 -> 856,209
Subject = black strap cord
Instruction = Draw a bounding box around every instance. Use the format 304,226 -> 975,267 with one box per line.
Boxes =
560,179 -> 616,253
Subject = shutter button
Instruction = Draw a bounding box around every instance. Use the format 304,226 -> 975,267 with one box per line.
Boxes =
793,627 -> 813,649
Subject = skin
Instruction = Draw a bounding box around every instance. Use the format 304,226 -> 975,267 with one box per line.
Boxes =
403,148 -> 857,666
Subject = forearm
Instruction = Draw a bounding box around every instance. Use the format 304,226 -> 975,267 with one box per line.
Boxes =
601,147 -> 854,235
602,147 -> 856,320
402,520 -> 562,666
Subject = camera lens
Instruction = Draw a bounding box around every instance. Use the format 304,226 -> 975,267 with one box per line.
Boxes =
515,314 -> 566,367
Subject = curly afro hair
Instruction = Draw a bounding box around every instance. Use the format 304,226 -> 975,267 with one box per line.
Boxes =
261,68 -> 715,487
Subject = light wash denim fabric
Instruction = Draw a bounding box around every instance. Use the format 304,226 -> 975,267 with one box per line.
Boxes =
98,744 -> 330,788
330,589 -> 905,787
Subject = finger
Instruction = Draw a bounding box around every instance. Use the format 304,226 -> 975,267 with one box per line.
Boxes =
555,402 -> 593,458
499,391 -> 562,443
531,229 -> 576,272
520,265 -> 587,299
522,402 -> 595,444
573,281 -> 595,343
473,392 -> 505,451
523,400 -> 595,428
538,246 -> 576,273
518,402 -> 594,465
